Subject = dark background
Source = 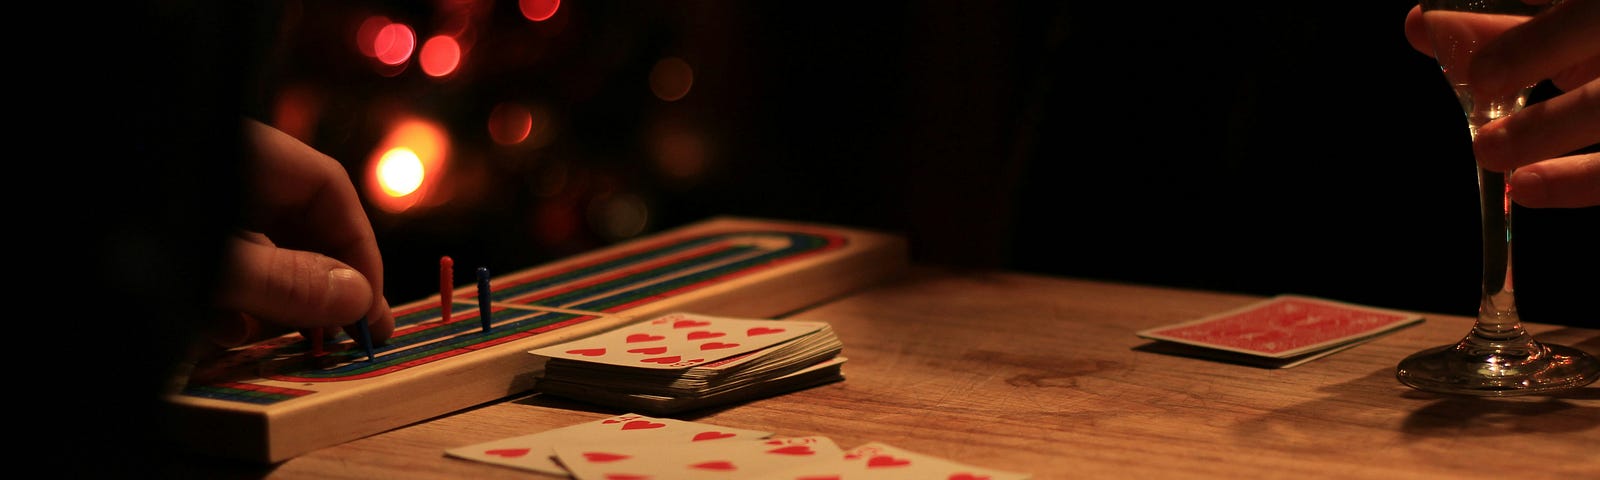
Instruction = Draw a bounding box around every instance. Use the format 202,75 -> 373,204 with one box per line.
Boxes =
252,1 -> 1600,325
45,1 -> 1594,474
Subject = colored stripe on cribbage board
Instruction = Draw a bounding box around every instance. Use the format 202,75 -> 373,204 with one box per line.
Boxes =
177,229 -> 845,401
180,381 -> 316,405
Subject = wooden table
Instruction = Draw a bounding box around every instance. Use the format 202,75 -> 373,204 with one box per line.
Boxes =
180,266 -> 1600,479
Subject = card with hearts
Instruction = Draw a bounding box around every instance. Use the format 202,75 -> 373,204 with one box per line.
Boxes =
448,417 -> 1033,479
534,356 -> 848,415
529,312 -> 828,369
443,413 -> 773,475
527,312 -> 846,414
755,441 -> 1033,480
553,435 -> 843,480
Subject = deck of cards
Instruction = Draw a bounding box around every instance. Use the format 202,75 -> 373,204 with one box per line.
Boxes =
1135,294 -> 1425,368
528,312 -> 847,414
445,413 -> 1032,479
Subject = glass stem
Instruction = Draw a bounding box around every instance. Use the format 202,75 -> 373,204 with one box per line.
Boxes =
1459,89 -> 1536,350
1471,165 -> 1527,343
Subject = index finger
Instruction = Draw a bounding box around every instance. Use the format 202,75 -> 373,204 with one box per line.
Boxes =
241,119 -> 395,341
1470,0 -> 1600,95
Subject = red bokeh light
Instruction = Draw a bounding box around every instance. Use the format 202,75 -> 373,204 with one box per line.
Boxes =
420,35 -> 462,77
488,102 -> 533,145
356,16 -> 391,58
520,0 -> 560,22
374,22 -> 416,66
649,57 -> 694,102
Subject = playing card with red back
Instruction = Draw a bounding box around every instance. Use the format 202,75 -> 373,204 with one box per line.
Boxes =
1136,294 -> 1424,359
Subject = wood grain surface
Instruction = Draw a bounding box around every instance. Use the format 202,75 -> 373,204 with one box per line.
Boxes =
180,266 -> 1600,480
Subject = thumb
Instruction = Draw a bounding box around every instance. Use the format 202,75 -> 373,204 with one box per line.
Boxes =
216,234 -> 376,331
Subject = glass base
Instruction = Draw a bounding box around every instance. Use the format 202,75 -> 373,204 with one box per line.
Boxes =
1396,340 -> 1600,396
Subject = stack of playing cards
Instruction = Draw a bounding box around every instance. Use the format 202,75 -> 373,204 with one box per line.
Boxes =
528,312 -> 846,414
445,413 -> 1032,479
1134,294 -> 1424,368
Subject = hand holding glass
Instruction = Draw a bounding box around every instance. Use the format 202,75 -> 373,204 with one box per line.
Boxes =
1394,0 -> 1600,396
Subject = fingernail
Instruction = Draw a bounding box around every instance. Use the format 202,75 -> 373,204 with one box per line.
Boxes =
327,267 -> 366,305
1509,169 -> 1546,207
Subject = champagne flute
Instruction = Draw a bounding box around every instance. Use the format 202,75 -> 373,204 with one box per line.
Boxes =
1394,0 -> 1600,396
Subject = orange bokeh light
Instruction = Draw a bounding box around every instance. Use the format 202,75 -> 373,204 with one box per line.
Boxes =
376,148 -> 425,197
365,117 -> 451,213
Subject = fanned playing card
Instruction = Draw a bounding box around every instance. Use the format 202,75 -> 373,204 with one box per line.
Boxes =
1135,294 -> 1424,368
756,441 -> 1033,479
443,413 -> 773,475
553,435 -> 843,480
453,414 -> 1035,480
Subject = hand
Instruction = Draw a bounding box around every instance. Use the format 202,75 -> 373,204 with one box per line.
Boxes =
207,119 -> 395,348
1404,1 -> 1600,208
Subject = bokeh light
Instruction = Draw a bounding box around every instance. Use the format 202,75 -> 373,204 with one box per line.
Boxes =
649,57 -> 694,101
377,148 -> 425,197
420,35 -> 462,77
520,0 -> 560,22
374,22 -> 416,66
487,102 -> 533,145
356,16 -> 391,58
365,117 -> 451,213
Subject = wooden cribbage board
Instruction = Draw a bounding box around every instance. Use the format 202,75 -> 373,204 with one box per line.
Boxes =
166,216 -> 908,464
